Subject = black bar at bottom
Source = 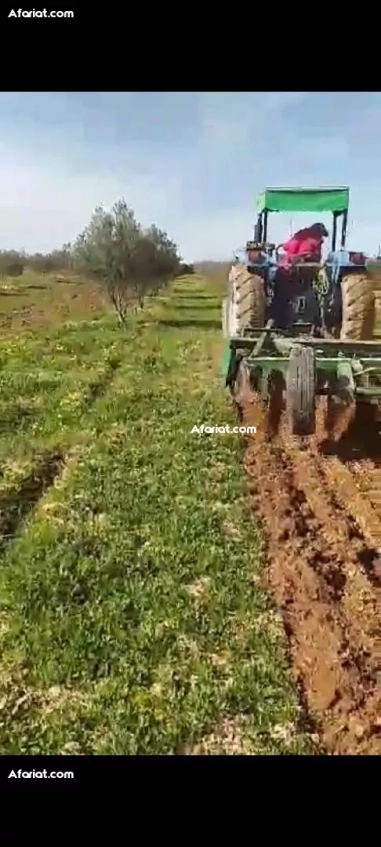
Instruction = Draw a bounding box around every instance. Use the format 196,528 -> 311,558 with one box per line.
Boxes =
0,754 -> 375,783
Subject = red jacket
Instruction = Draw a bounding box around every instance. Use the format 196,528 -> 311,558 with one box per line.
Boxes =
282,227 -> 324,262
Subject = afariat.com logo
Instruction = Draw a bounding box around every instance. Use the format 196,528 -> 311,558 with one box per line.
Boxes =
8,768 -> 74,778
190,424 -> 256,434
8,8 -> 74,17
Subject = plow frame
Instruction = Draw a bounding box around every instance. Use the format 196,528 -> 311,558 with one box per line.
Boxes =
226,326 -> 381,398
225,324 -> 381,434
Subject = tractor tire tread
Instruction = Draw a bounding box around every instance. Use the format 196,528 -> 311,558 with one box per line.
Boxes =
286,345 -> 316,436
340,273 -> 375,340
233,266 -> 266,332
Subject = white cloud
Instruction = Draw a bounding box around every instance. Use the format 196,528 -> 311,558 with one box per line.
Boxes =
176,207 -> 257,262
194,92 -> 309,166
0,146 -> 184,252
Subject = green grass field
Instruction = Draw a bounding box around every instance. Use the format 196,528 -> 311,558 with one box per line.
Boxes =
0,270 -> 108,336
0,272 -> 316,754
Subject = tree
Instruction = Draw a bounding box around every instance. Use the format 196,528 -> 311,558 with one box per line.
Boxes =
27,244 -> 75,275
72,199 -> 180,323
27,253 -> 55,274
0,250 -> 25,277
177,262 -> 194,276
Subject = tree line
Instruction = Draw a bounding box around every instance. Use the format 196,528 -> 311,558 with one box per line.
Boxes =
0,199 -> 194,323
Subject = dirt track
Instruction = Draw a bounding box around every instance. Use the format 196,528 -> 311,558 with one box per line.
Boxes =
236,376 -> 380,754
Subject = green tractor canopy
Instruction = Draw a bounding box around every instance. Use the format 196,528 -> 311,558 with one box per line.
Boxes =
255,186 -> 350,250
257,187 -> 349,214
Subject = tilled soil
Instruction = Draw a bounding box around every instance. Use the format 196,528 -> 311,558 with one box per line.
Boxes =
235,374 -> 380,754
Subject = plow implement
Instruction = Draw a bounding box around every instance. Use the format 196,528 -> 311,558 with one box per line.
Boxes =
225,328 -> 381,436
225,326 -> 381,549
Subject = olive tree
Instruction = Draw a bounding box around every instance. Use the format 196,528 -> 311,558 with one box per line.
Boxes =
0,250 -> 26,277
72,199 -> 180,323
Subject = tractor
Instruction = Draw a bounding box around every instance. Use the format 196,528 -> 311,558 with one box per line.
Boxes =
223,186 -> 381,435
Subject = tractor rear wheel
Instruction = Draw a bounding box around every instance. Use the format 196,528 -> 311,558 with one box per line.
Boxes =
286,346 -> 316,436
365,260 -> 381,338
340,273 -> 375,340
234,265 -> 266,332
373,281 -> 381,337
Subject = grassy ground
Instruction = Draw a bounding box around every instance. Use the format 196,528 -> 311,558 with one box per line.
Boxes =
0,270 -> 109,336
0,272 -> 315,754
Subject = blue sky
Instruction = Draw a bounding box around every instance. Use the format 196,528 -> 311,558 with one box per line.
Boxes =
0,91 -> 381,260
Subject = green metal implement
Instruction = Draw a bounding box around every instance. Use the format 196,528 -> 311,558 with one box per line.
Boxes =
225,331 -> 381,401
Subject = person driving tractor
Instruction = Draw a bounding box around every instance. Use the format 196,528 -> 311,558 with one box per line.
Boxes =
278,222 -> 329,267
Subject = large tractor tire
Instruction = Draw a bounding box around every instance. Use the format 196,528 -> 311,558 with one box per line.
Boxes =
365,260 -> 381,338
375,286 -> 381,337
234,264 -> 266,332
340,273 -> 375,340
368,277 -> 381,338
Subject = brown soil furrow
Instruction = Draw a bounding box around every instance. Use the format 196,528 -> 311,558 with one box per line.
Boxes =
318,457 -> 381,549
314,400 -> 381,550
279,426 -> 380,709
0,452 -> 64,548
237,383 -> 380,754
348,464 -> 381,516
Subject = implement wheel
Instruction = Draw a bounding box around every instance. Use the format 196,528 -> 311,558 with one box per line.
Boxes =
286,346 -> 316,436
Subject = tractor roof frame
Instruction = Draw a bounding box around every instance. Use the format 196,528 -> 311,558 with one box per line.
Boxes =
255,186 -> 350,251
